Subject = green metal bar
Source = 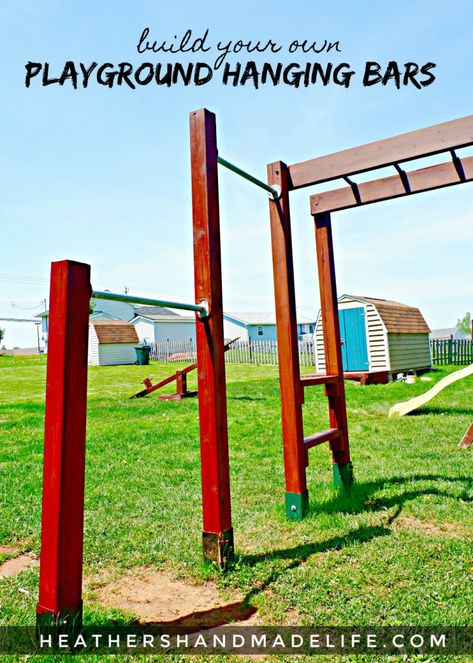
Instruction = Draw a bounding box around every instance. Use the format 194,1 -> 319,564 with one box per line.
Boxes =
91,290 -> 209,318
217,156 -> 281,200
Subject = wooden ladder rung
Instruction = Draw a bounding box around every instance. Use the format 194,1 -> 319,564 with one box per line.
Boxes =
304,427 -> 342,449
300,373 -> 339,387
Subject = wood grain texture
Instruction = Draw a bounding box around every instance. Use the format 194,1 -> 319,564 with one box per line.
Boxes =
267,161 -> 307,494
311,156 -> 473,214
190,109 -> 232,537
314,213 -> 351,466
290,114 -> 473,190
37,260 -> 91,620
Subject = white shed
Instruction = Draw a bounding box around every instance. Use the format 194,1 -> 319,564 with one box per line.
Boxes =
88,320 -> 139,366
315,295 -> 431,376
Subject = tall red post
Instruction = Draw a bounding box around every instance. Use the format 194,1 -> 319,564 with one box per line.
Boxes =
314,212 -> 353,487
36,260 -> 91,628
267,161 -> 308,520
190,109 -> 233,566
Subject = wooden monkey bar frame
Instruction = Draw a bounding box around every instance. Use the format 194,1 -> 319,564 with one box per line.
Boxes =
267,113 -> 473,520
36,254 -> 230,628
37,111 -> 233,628
36,110 -> 473,630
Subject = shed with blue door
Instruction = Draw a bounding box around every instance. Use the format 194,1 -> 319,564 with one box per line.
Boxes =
315,295 -> 431,378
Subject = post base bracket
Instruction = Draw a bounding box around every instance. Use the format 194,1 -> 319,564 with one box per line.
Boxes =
285,490 -> 309,521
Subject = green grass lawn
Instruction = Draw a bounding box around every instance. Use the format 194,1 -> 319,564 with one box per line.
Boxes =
0,354 -> 471,661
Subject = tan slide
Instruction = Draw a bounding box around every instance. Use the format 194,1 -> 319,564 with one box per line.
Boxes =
388,364 -> 473,418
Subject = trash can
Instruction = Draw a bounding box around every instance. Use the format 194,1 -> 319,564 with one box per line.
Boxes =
135,346 -> 151,365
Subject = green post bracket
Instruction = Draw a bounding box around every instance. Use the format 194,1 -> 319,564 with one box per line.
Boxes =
285,491 -> 309,521
333,462 -> 354,489
202,528 -> 234,570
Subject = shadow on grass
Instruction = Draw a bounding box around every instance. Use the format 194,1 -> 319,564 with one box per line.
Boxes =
137,520 -> 395,630
109,474 -> 470,630
0,402 -> 44,415
410,406 -> 473,416
308,473 -> 472,517
228,395 -> 267,401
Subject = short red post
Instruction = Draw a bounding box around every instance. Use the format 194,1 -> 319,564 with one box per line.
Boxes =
267,161 -> 308,520
190,109 -> 233,566
314,212 -> 353,487
36,260 -> 91,629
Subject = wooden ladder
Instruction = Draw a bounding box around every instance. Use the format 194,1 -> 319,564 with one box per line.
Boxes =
300,373 -> 345,467
268,172 -> 353,519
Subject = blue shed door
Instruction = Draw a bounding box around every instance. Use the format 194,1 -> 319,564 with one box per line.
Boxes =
339,307 -> 369,371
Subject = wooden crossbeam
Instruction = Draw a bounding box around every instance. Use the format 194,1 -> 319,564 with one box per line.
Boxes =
288,114 -> 473,190
300,373 -> 338,387
310,155 -> 473,215
304,428 -> 342,449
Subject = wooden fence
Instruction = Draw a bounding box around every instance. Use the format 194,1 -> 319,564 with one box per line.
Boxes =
150,339 -> 316,367
430,338 -> 473,366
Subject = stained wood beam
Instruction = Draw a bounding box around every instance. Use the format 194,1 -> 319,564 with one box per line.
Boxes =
289,114 -> 473,190
190,108 -> 233,567
310,155 -> 473,215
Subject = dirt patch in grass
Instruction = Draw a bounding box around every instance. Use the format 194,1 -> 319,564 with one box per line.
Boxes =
395,516 -> 463,539
0,545 -> 18,556
0,552 -> 38,578
96,568 -> 258,628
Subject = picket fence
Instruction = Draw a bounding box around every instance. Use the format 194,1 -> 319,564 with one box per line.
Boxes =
150,339 -> 316,367
430,338 -> 473,366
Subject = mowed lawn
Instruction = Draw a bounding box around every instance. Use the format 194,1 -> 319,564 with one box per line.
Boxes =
0,354 -> 472,659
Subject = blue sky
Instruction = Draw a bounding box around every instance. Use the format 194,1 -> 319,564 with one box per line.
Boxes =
1,0 -> 472,347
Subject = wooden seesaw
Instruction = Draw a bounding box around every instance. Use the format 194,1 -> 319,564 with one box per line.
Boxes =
129,337 -> 239,401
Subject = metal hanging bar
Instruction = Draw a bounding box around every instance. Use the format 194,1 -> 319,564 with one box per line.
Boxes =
450,149 -> 466,182
343,175 -> 362,205
393,163 -> 411,193
217,155 -> 281,200
91,290 -> 209,318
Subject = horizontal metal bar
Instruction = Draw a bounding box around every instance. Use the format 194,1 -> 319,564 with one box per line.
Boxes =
91,290 -> 209,318
289,113 -> 473,190
217,156 -> 281,200
311,154 -> 473,215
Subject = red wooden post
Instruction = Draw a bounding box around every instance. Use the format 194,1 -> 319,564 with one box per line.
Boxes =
176,371 -> 187,397
267,161 -> 308,520
36,260 -> 91,629
190,109 -> 233,566
314,212 -> 353,487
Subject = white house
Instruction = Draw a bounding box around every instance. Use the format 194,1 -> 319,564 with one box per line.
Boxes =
430,327 -> 469,340
91,297 -> 134,321
88,320 -> 139,366
223,312 -> 316,342
37,296 -> 135,349
131,313 -> 196,344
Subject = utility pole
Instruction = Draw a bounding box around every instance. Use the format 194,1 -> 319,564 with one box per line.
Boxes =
35,322 -> 41,353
